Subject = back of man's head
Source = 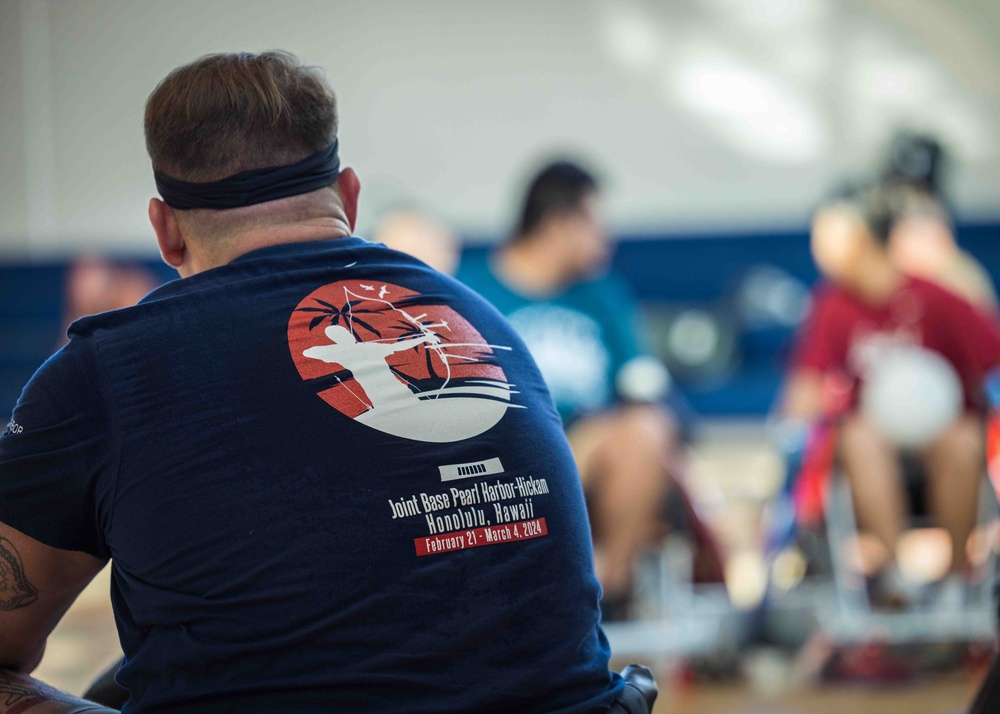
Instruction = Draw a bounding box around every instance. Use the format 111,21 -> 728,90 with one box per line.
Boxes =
145,51 -> 337,182
514,161 -> 599,241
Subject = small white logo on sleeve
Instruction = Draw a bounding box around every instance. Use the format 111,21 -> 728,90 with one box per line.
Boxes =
3,419 -> 23,435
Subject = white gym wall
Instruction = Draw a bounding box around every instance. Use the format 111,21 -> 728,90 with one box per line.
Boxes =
2,0 -> 999,256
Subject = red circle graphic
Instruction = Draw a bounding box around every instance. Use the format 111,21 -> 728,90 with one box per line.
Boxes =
287,280 -> 510,425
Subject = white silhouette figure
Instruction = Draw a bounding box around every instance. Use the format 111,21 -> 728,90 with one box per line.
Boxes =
302,323 -> 518,442
304,325 -> 435,413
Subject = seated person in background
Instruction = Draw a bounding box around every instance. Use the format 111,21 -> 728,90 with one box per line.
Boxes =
458,160 -> 677,618
0,52 -> 628,713
886,184 -> 998,315
61,257 -> 159,341
372,206 -> 460,275
781,185 -> 1000,603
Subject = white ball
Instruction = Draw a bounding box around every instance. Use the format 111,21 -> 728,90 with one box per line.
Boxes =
616,355 -> 671,402
861,346 -> 963,448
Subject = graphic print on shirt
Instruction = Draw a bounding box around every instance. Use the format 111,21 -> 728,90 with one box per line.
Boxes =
507,304 -> 611,415
847,323 -> 922,379
287,279 -> 521,443
390,466 -> 553,557
288,279 -> 554,556
846,288 -> 924,379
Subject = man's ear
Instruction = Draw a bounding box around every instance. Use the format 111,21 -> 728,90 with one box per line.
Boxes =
148,198 -> 187,272
337,168 -> 361,232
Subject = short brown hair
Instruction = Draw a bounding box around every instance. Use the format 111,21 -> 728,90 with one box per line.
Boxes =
145,51 -> 337,182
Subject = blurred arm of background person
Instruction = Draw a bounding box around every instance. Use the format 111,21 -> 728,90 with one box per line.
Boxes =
372,207 -> 460,276
779,371 -> 826,425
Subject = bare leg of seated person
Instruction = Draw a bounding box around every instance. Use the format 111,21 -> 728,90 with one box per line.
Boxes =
840,412 -> 985,605
568,404 -> 676,611
923,414 -> 984,576
839,412 -> 908,595
0,670 -> 117,713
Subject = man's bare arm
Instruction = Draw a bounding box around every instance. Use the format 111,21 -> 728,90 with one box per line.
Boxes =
0,522 -> 106,672
0,524 -> 112,712
779,370 -> 826,423
0,536 -> 39,613
0,669 -> 117,713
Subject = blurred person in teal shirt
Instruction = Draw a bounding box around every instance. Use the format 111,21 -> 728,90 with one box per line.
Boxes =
459,161 -> 678,619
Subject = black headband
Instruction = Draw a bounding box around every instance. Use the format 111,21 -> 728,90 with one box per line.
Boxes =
153,140 -> 340,210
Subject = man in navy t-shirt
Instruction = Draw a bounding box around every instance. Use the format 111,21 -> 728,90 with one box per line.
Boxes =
0,51 -> 623,713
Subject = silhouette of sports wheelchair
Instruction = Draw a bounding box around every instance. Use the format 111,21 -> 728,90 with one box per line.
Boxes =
768,369 -> 1000,650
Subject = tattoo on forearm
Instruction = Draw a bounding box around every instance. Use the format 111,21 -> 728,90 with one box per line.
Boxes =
0,670 -> 83,713
0,677 -> 35,706
0,537 -> 38,611
0,674 -> 35,708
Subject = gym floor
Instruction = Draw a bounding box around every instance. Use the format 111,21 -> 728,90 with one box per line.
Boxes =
37,423 -> 988,713
40,570 -> 983,713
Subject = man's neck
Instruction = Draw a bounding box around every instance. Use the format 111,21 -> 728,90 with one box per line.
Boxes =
494,236 -> 570,297
226,218 -> 352,260
199,216 -> 353,273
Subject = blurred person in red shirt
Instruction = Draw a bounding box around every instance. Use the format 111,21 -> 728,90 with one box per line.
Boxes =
781,184 -> 1000,601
